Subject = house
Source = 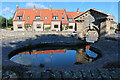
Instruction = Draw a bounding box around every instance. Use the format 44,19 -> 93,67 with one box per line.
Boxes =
110,21 -> 117,29
13,5 -> 116,38
13,5 -> 83,31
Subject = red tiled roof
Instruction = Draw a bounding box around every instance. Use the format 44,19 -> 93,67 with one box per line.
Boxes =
111,21 -> 117,24
14,8 -> 83,24
20,50 -> 66,55
66,12 -> 83,22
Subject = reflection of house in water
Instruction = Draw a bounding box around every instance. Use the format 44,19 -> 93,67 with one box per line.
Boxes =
18,50 -> 66,58
75,48 -> 89,64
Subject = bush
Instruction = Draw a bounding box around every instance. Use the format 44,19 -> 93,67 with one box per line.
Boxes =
40,64 -> 44,67
45,26 -> 51,30
110,27 -> 115,30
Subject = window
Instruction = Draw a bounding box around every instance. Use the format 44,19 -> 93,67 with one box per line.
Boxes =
45,17 -> 47,20
37,25 -> 41,28
36,16 -> 40,20
27,16 -> 30,20
53,16 -> 58,20
69,26 -> 73,29
54,25 -> 58,28
62,17 -> 64,19
18,25 -> 22,29
17,16 -> 22,20
68,18 -> 72,22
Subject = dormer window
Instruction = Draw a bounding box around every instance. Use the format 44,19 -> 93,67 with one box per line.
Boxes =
35,16 -> 40,20
27,16 -> 30,20
45,17 -> 47,20
68,18 -> 72,22
53,16 -> 58,20
17,16 -> 22,20
62,17 -> 64,20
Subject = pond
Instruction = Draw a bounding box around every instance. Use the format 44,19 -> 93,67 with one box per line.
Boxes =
10,45 -> 100,67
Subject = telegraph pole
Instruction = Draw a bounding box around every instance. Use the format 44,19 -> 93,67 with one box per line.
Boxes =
6,18 -> 7,30
3,14 -> 8,30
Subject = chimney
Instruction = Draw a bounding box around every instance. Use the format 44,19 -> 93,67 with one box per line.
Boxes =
16,5 -> 18,10
33,5 -> 35,10
49,5 -> 52,10
77,8 -> 79,13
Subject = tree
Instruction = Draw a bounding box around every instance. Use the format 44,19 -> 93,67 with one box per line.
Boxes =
117,23 -> 120,30
0,16 -> 13,28
7,18 -> 13,27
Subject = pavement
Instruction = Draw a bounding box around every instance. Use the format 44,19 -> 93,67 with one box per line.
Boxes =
1,35 -> 119,70
1,33 -> 120,79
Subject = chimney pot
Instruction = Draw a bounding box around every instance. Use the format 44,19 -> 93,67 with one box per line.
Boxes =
16,5 -> 18,10
77,8 -> 79,13
49,5 -> 52,10
33,5 -> 35,10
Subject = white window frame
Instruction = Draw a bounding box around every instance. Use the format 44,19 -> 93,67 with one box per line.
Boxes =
18,25 -> 22,29
45,17 -> 47,20
17,16 -> 23,20
36,16 -> 41,20
27,16 -> 30,20
53,16 -> 58,20
68,18 -> 72,22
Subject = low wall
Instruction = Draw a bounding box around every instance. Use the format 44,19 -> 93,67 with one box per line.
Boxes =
1,30 -> 73,39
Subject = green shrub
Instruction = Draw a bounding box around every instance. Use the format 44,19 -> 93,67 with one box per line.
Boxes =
26,64 -> 32,67
110,27 -> 115,30
40,64 -> 44,67
45,26 -> 51,30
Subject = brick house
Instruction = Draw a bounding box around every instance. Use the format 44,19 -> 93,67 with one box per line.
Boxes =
13,5 -> 83,31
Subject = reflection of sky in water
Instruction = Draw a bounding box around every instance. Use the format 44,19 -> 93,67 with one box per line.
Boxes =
10,50 -> 77,67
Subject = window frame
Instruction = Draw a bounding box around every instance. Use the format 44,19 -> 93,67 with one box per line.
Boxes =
68,18 -> 73,22
35,16 -> 41,20
45,17 -> 47,20
69,26 -> 73,29
62,17 -> 64,20
17,16 -> 23,20
53,16 -> 58,20
54,25 -> 58,28
17,25 -> 22,29
27,16 -> 30,20
36,24 -> 41,28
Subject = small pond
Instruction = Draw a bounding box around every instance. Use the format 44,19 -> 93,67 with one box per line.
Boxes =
10,45 -> 101,67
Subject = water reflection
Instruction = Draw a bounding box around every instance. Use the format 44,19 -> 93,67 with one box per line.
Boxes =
10,45 -> 98,67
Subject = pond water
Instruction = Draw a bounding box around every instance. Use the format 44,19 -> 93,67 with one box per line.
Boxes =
10,45 -> 99,67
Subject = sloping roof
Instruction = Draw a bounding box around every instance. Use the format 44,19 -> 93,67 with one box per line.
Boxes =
14,8 -> 83,24
74,8 -> 115,19
66,12 -> 83,22
111,21 -> 117,24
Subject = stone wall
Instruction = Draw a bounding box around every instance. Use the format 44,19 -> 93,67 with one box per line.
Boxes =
77,22 -> 83,32
1,30 -> 73,39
